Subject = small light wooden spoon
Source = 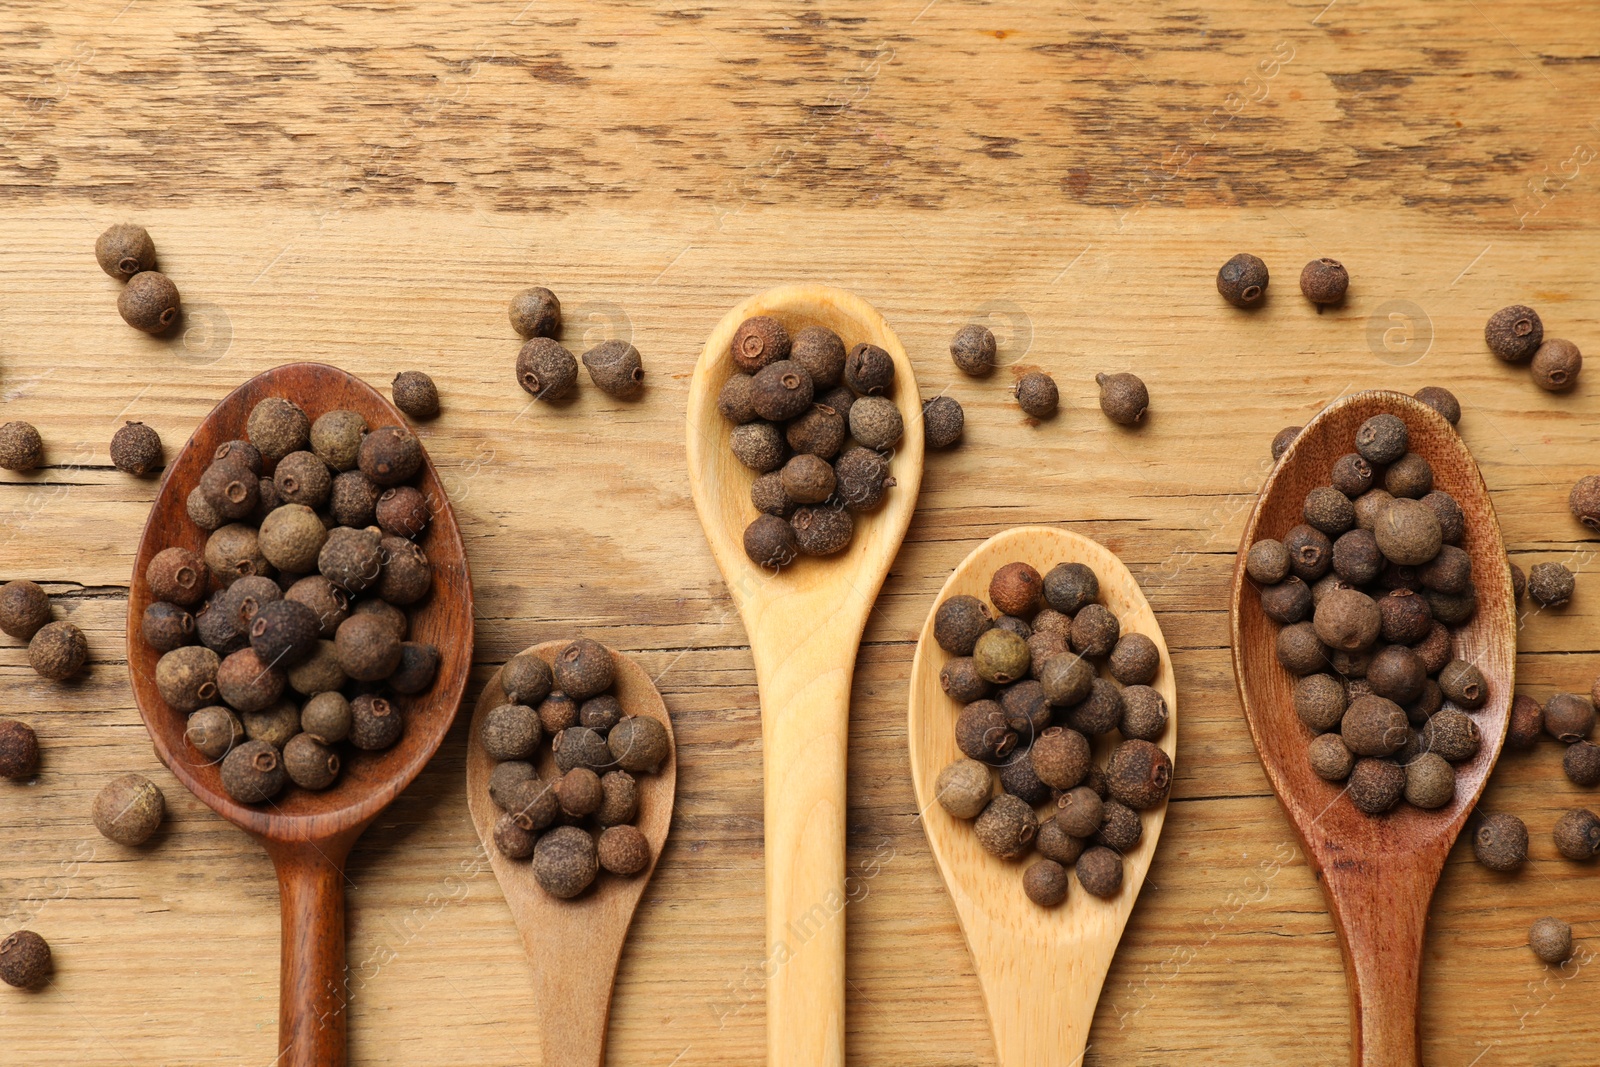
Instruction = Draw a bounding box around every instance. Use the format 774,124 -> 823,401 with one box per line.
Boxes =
686,285 -> 924,1067
1230,390 -> 1515,1067
908,526 -> 1177,1066
465,641 -> 675,1067
127,363 -> 474,1067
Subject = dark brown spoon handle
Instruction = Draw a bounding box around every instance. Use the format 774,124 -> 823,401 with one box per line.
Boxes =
1322,852 -> 1437,1067
267,836 -> 357,1067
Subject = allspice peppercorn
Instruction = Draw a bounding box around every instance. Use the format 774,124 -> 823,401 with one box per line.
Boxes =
1106,738 -> 1172,809
1346,758 -> 1404,814
1276,622 -> 1328,675
843,343 -> 894,396
1413,386 -> 1461,425
217,648 -> 286,713
1076,846 -> 1123,897
1403,752 -> 1455,809
950,324 -> 997,376
730,422 -> 786,473
309,410 -> 366,473
118,270 -> 181,333
1562,741 -> 1600,786
0,930 -> 51,989
731,316 -> 790,373
921,395 -> 964,449
0,421 -> 43,471
110,421 -> 163,475
249,599 -> 320,667
28,620 -> 88,681
1095,372 -> 1149,425
744,514 -> 798,568
974,628 -> 1030,685
1284,524 -> 1332,582
581,341 -> 645,399
335,612 -> 402,682
147,546 -> 208,607
493,811 -> 537,860
1543,692 -> 1594,743
185,706 -> 243,760
95,222 -> 157,279
1384,453 -> 1434,499
533,826 -> 599,898
1485,304 -> 1543,362
1094,800 -> 1143,852
834,447 -> 893,512
1569,476 -> 1600,531
1218,253 -> 1269,307
1528,562 -> 1575,608
391,371 -> 440,419
1119,686 -> 1168,742
274,451 -> 332,509
247,397 -> 310,462
598,824 -> 652,876
0,719 -> 40,779
1030,726 -> 1091,790
1314,588 -> 1381,652
1421,708 -> 1480,762
990,562 -> 1042,617
509,286 -> 561,338
1294,674 -> 1347,732
597,770 -> 639,826
0,579 -> 52,640
780,454 -> 835,505
750,360 -> 815,422
1070,603 -> 1120,658
973,794 -> 1037,859
935,595 -> 993,656
1066,678 -> 1124,737
1246,540 -> 1291,585
555,767 -> 604,818
1304,486 -> 1356,536
608,714 -> 670,772
1299,257 -> 1348,306
156,645 -> 220,711
750,472 -> 790,516
786,405 -> 847,459
1528,917 -> 1574,965
1109,633 -> 1160,686
1506,693 -> 1543,750
1530,338 -> 1582,392
1355,413 -> 1409,466
1036,820 -> 1085,866
516,337 -> 580,401
848,395 -> 903,450
92,773 -> 165,845
791,506 -> 853,556
1552,808 -> 1600,861
349,693 -> 403,751
1014,371 -> 1058,419
790,326 -> 846,388
488,762 -> 536,810
1042,562 -> 1098,615
1374,498 -> 1442,567
1473,812 -> 1528,871
300,691 -> 352,744
221,739 -> 287,803
940,658 -> 991,705
1308,732 -> 1354,781
319,527 -> 383,594
1271,426 -> 1301,461
1023,859 -> 1070,906
555,638 -> 614,701
358,425 -> 423,487
481,703 -> 541,761
934,758 -> 992,819
539,692 -> 579,734
377,536 -> 432,605
390,642 -> 439,695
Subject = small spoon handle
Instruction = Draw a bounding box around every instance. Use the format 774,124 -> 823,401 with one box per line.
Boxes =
269,837 -> 355,1067
756,641 -> 853,1067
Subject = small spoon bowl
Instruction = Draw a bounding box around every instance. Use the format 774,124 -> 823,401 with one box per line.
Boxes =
908,526 -> 1177,1067
465,642 -> 675,1067
686,285 -> 923,1067
126,363 -> 474,1067
1230,390 -> 1515,1067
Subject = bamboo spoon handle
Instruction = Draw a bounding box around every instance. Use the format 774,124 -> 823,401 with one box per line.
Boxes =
755,640 -> 854,1067
534,919 -> 631,1067
965,910 -> 1105,1067
1324,856 -> 1434,1067
269,838 -> 354,1067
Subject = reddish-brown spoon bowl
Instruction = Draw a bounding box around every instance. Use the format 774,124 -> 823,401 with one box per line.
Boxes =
126,363 -> 474,1067
1230,390 -> 1515,1067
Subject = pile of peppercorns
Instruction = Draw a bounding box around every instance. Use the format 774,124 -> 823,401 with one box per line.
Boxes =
142,394 -> 442,805
1247,412 -> 1494,815
930,560 -> 1172,907
508,286 -> 648,402
478,640 -> 669,899
723,315 -> 905,568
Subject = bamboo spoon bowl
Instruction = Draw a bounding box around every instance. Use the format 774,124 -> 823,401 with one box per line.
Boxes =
908,526 -> 1176,1067
465,641 -> 675,1067
686,285 -> 924,1067
1230,390 -> 1515,1067
126,363 -> 474,1067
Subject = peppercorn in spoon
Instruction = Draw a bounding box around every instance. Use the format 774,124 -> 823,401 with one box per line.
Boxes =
465,641 -> 675,1067
686,285 -> 924,1067
1231,390 -> 1515,1067
907,526 -> 1177,1066
127,363 -> 474,1067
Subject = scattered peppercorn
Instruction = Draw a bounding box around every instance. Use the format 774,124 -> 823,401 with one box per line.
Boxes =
1528,562 -> 1575,608
1485,305 -> 1543,362
1473,812 -> 1528,871
1271,426 -> 1300,461
0,421 -> 44,471
921,395 -> 964,448
28,621 -> 87,681
0,580 -> 51,640
92,774 -> 164,845
1076,845 -> 1123,897
1528,917 -> 1573,965
1299,258 -> 1348,306
1217,253 -> 1269,307
1413,386 -> 1460,425
533,825 -> 599,898
509,286 -> 561,338
1095,372 -> 1149,425
1530,338 -> 1581,392
1544,692 -> 1594,742
95,223 -> 156,279
1552,808 -> 1600,861
0,720 -> 39,779
118,270 -> 181,333
0,930 -> 51,989
950,324 -> 997,376
110,421 -> 162,475
1014,371 -> 1058,419
847,395 -> 902,450
516,337 -> 580,401
581,339 -> 648,398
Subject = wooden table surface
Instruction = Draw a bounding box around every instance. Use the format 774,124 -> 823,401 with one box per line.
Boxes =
2,2 -> 1598,1064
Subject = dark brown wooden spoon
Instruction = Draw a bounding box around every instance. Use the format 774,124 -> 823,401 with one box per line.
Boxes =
1230,390 -> 1515,1067
126,363 -> 473,1067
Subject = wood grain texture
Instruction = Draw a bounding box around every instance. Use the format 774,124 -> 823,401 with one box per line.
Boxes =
1231,391 -> 1518,1067
1,0 -> 1599,1063
908,526 -> 1177,1067
465,642 -> 674,1067
687,285 -> 923,1067
124,363 -> 475,1067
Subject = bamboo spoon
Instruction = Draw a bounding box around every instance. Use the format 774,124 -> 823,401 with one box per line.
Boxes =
908,526 -> 1176,1066
465,641 -> 675,1067
126,363 -> 474,1067
686,285 -> 924,1067
1230,390 -> 1515,1067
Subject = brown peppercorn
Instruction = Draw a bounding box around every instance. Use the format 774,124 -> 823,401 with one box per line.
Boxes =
1109,633 -> 1160,686
214,647 -> 285,713
95,222 -> 156,278
204,523 -> 271,588
1353,488 -> 1394,532
1403,752 -> 1455,810
146,546 -> 208,608
248,599 -> 320,667
492,811 -> 537,859
1315,588 -> 1382,652
1528,562 -> 1575,608
1413,386 -> 1460,425
156,645 -> 221,712
377,536 -> 432,605
1331,529 -> 1383,586
1425,583 -> 1477,627
1030,726 -> 1091,790
1293,674 -> 1347,732
750,360 -> 815,422
307,411 -> 366,473
221,739 -> 287,803
1076,845 -> 1124,897
935,758 -> 993,819
1065,678 -> 1124,739
1277,622 -> 1329,676
750,472 -> 791,519
329,471 -> 382,528
1570,475 -> 1600,532
608,714 -> 670,772
1070,604 -> 1120,658
1356,413 -> 1409,466
1367,646 -> 1426,705
1218,253 -> 1269,307
390,642 -> 439,695
299,692 -> 351,745
89,773 -> 165,847
718,374 -> 757,423
274,451 -> 332,509
1531,338 -> 1582,392
282,733 -> 341,791
247,397 -> 310,463
255,505 -> 326,576
950,324 -> 997,376
286,640 -> 344,696
1485,305 -> 1543,362
1544,692 -> 1594,742
1552,808 -> 1600,861
1505,693 -> 1543,750
1421,709 -> 1480,762
1036,820 -> 1085,866
1260,577 -> 1313,625
833,447 -> 894,512
1040,562 -> 1096,615
848,395 -> 903,451
538,692 -> 579,734
1023,859 -> 1070,906
786,405 -> 847,459
791,506 -> 854,557
1090,798 -> 1141,852
110,421 -> 163,476
197,460 -> 258,525
0,719 -> 39,779
0,580 -> 51,640
1374,498 -> 1442,567
358,426 -> 423,487
0,930 -> 52,989
731,316 -> 790,373
555,767 -> 604,818
28,620 -> 88,682
0,421 -> 42,471
533,826 -> 599,898
789,326 -> 846,388
598,824 -> 652,876
319,527 -> 383,594
1472,812 -> 1528,871
1271,426 -> 1301,461
481,703 -> 542,761
744,514 -> 798,569
285,576 -> 348,639
730,422 -> 786,473
935,595 -> 992,656
1374,590 -> 1430,646
349,692 -> 403,751
1000,680 -> 1051,737
921,395 -> 964,449
1327,455 -> 1375,500
497,654 -> 552,709
1284,523 -> 1333,582
974,627 -> 1031,686
1419,544 -> 1471,596
1095,372 -> 1149,425
502,778 -> 560,831
1529,917 -> 1574,965
1308,732 -> 1354,781
1304,486 -> 1356,536
955,700 -> 1014,761
553,638 -> 613,701
517,337 -> 580,401
597,770 -> 640,826
990,563 -> 1042,618
780,454 -> 836,506
1119,686 -> 1169,742
1341,695 -> 1409,757
488,762 -> 536,810
841,343 -> 893,397
1563,741 -> 1600,786
1384,453 -> 1434,500
509,286 -> 561,338
1027,631 -> 1069,676
1050,785 -> 1101,838
973,794 -> 1037,859
1246,540 -> 1291,585
1014,371 -> 1059,419
118,270 -> 181,333
1299,257 -> 1348,306
334,613 -> 402,683
388,371 -> 440,419
1347,758 -> 1404,814
940,658 -> 992,705
1106,738 -> 1171,810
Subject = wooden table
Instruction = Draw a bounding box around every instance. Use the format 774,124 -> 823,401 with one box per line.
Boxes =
2,3 -> 1596,1063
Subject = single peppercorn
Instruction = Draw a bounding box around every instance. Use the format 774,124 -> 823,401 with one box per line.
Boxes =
215,648 -> 285,713
1284,524 -> 1333,582
28,620 -> 87,681
299,691 -> 351,744
534,825 -> 600,898
744,514 -> 798,569
1506,693 -> 1543,750
285,576 -> 347,638
1528,562 -> 1575,608
258,505 -> 328,575
1425,583 -> 1477,626
248,599 -> 320,667
503,777 -> 561,832
273,451 -> 332,510
198,458 -> 259,523
1293,674 -> 1346,732
377,536 -> 432,605
730,422 -> 786,473
309,410 -> 366,473
1330,529 -> 1383,586
1069,603 -> 1120,658
750,360 -> 815,422
1069,681 -> 1127,741
146,546 -> 208,607
556,767 -> 604,818
990,562 -> 1042,618
1014,371 -> 1058,419
204,523 -> 271,587
1030,726 -> 1091,790
940,658 -> 992,705
1109,633 -> 1160,687
92,773 -> 165,846
833,447 -> 894,513
786,405 -> 846,459
1276,622 -> 1328,675
789,325 -> 846,388
246,397 -> 310,463
1246,539 -> 1291,585
842,342 -> 894,397
0,719 -> 39,779
1119,686 -> 1168,742
488,761 -> 536,810
185,706 -> 243,760
999,753 -> 1049,806
0,930 -> 51,989
790,506 -> 854,556
349,693 -> 404,751
0,420 -> 42,472
1567,474 -> 1600,534
1374,498 -> 1442,567
1298,257 -> 1348,306
1367,646 -> 1426,705
390,642 -> 439,695
319,527 -> 383,594
1304,486 -> 1356,536
536,692 -> 577,735
334,613 -> 402,683
1217,253 -> 1269,307
1422,709 -> 1480,762
1353,488 -> 1394,532
1563,741 -> 1600,786
1485,305 -> 1543,361
1531,338 -> 1581,392
608,714 -> 670,772
950,324 -> 997,376
1419,544 -> 1471,595
493,811 -> 537,859
328,470 -> 380,528
517,337 -> 580,401
481,703 -> 541,761
731,316 -> 790,373
1048,785 -> 1100,838
95,222 -> 156,279
358,425 -> 423,487
0,580 -> 51,640
1076,845 -> 1124,897
1036,656 -> 1091,711
1092,798 -> 1142,852
598,824 -> 652,876
1355,414 -> 1408,466
935,595 -> 993,656
921,395 -> 964,449
389,371 -> 440,419
848,395 -> 903,451
1529,917 -> 1574,965
1413,386 -> 1460,425
1106,738 -> 1172,809
973,794 -> 1037,859
1260,577 -> 1313,625
579,693 -> 624,734
509,286 -> 561,338
221,739 -> 287,803
1040,562 -> 1096,615
1552,808 -> 1600,861
1270,426 -> 1301,461
552,638 -> 613,702
1403,752 -> 1455,809
955,700 -> 1013,761
1019,859 -> 1068,907
780,454 -> 836,506
1347,757 -> 1405,814
1036,820 -> 1086,866
286,639 -> 344,695
118,270 -> 181,333
1308,732 -> 1354,781
1095,372 -> 1149,425
1315,588 -> 1381,652
1543,693 -> 1594,742
1384,453 -> 1434,499
974,628 -> 1031,686
156,645 -> 220,712
110,421 -> 163,476
595,769 -> 639,827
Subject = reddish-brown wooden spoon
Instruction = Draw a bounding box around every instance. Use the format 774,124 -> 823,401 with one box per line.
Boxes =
126,363 -> 474,1067
1230,390 -> 1515,1067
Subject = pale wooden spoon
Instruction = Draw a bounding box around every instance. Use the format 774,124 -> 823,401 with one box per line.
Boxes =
908,526 -> 1177,1066
686,285 -> 924,1067
1230,390 -> 1516,1067
465,641 -> 675,1067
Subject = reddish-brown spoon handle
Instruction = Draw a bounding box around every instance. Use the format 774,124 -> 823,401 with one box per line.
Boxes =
267,835 -> 358,1067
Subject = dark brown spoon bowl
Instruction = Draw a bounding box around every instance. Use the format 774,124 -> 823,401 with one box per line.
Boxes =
126,363 -> 473,1067
1230,390 -> 1515,1067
